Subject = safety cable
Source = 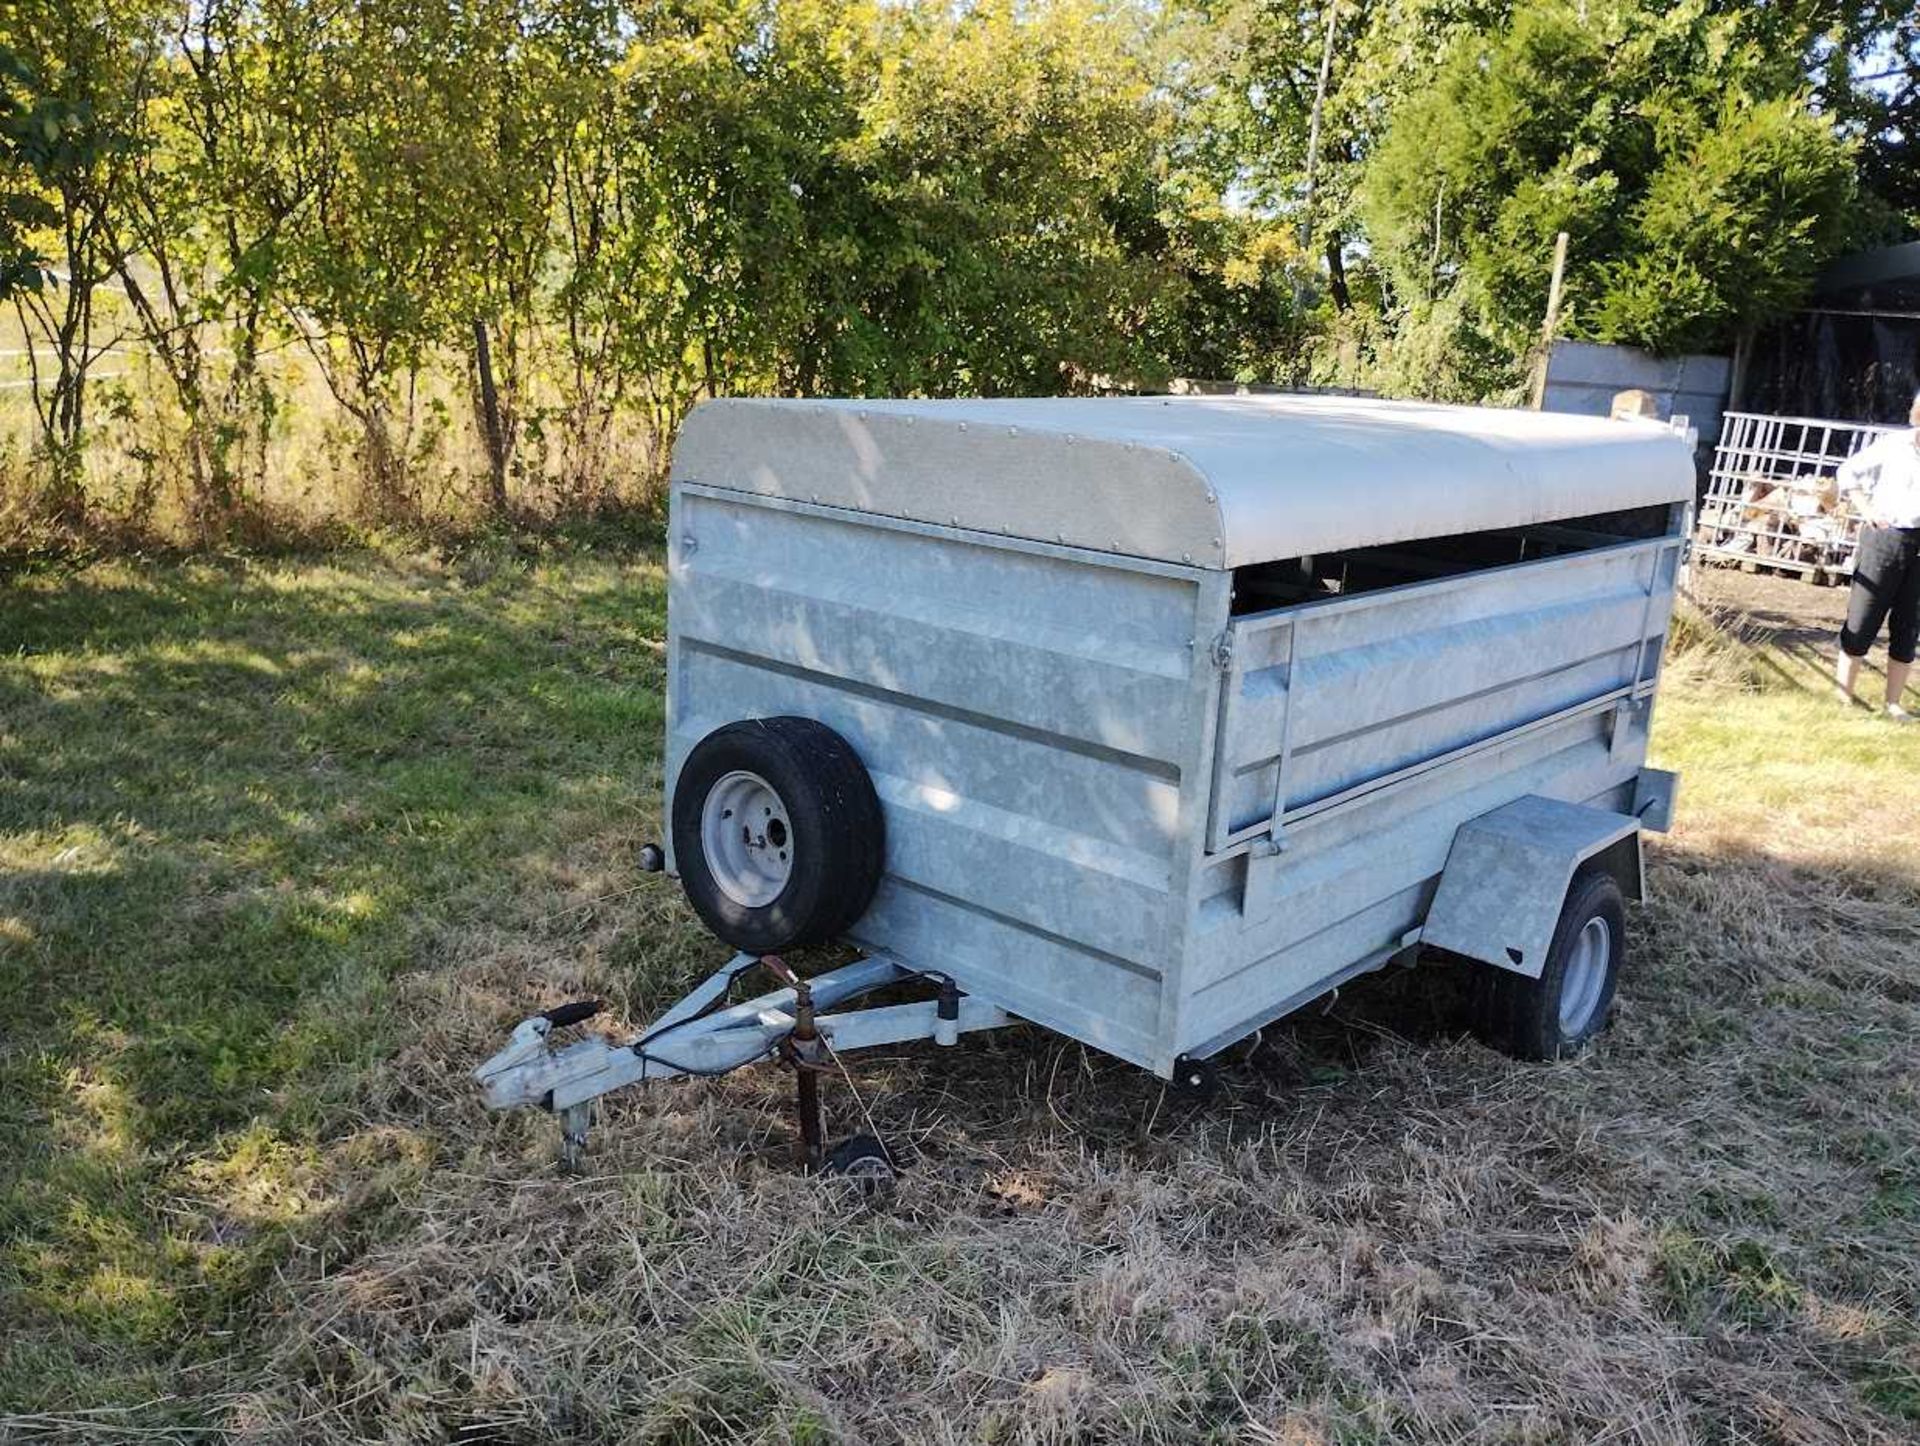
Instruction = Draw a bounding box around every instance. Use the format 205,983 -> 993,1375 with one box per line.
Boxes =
629,954 -> 948,1081
822,1035 -> 888,1153
631,954 -> 764,1049
634,1039 -> 778,1080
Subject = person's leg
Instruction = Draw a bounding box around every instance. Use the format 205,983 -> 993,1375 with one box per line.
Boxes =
1835,648 -> 1864,703
1884,529 -> 1920,715
1840,526 -> 1895,705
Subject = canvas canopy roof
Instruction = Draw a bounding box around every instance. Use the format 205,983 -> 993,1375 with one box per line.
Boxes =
671,394 -> 1695,570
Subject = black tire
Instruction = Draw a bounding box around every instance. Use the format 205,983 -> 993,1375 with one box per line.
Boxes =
1476,867 -> 1626,1061
823,1133 -> 899,1181
671,717 -> 885,953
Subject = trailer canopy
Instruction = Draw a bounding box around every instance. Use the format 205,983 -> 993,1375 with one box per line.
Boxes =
672,394 -> 1695,570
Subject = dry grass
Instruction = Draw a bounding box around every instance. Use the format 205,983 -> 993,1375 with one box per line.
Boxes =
0,320 -> 672,553
3,553 -> 1918,1443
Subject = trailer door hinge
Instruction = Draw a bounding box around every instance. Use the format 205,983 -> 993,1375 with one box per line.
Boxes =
1210,630 -> 1234,669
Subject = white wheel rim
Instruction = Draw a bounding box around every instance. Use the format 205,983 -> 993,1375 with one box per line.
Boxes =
1559,915 -> 1612,1036
700,770 -> 793,908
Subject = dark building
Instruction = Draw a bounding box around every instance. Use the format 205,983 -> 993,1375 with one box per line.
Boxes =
1741,241 -> 1920,425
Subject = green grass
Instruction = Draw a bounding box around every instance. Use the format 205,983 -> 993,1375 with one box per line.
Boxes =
3,553 -> 1919,1442
2,536 -> 671,1424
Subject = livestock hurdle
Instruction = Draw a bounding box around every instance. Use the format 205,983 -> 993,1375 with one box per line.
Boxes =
1694,411 -> 1899,581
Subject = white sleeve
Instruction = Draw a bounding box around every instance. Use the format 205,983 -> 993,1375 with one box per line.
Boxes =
1838,440 -> 1883,501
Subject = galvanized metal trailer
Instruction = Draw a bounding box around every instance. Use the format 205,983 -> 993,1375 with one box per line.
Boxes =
478,395 -> 1692,1174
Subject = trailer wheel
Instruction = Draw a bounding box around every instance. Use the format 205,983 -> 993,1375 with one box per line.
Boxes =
672,717 -> 885,953
1477,866 -> 1625,1061
822,1134 -> 899,1197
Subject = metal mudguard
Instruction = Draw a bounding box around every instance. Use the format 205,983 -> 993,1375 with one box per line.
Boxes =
1421,794 -> 1643,979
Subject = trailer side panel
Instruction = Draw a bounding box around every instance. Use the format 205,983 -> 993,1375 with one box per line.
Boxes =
666,488 -> 1218,1071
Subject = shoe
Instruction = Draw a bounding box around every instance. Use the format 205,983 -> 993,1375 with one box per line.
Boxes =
1887,704 -> 1915,723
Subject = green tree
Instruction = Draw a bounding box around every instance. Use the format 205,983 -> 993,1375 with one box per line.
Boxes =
546,3 -> 695,497
1591,98 -> 1856,353
96,0 -> 338,538
444,0 -> 586,513
614,0 -> 1170,405
0,43 -> 69,299
625,0 -> 874,399
1358,0 -> 1856,370
274,0 -> 506,516
2,0 -> 148,519
1147,0 -> 1513,386
1812,3 -> 1920,233
849,0 -> 1168,395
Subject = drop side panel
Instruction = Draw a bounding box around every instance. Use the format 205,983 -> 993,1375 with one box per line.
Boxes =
1179,534 -> 1682,1060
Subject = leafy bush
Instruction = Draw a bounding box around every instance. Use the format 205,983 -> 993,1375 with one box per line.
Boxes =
1358,0 -> 1863,358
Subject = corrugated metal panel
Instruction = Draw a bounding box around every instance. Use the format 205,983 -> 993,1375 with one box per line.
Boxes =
1173,526 -> 1678,1058
665,490 -> 1216,1070
1208,539 -> 1675,850
1180,723 -> 1637,1055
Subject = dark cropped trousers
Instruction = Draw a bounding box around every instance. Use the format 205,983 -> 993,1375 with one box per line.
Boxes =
1843,523 -> 1920,664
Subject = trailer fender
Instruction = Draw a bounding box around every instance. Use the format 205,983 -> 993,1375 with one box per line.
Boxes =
1422,795 -> 1643,979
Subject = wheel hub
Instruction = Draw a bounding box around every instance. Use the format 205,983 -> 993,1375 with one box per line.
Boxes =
700,770 -> 794,907
1558,915 -> 1611,1035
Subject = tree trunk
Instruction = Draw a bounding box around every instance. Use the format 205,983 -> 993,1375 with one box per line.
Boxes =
1324,234 -> 1352,313
1295,0 -> 1341,308
473,316 -> 509,512
361,404 -> 402,519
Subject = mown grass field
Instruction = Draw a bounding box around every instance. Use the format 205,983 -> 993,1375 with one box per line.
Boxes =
2,544 -> 1918,1444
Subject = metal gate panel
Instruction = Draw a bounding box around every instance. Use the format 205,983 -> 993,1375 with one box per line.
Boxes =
1694,411 -> 1897,576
